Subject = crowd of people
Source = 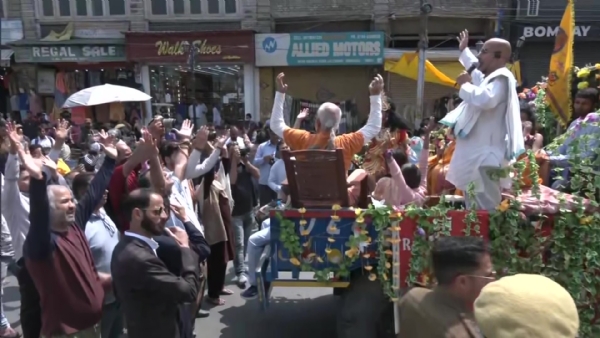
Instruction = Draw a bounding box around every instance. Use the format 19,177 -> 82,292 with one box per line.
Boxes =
0,28 -> 595,338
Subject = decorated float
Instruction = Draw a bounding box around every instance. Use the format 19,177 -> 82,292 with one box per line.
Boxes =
255,64 -> 600,338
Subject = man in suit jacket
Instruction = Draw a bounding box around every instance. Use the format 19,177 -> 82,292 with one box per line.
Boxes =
111,188 -> 200,338
397,236 -> 494,338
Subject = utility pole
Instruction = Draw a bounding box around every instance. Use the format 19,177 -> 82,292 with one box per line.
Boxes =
184,41 -> 198,132
416,0 -> 433,124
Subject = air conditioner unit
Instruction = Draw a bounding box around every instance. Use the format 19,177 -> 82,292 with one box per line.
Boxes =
527,0 -> 540,17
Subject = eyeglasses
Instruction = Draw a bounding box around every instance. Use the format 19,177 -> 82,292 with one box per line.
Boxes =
143,207 -> 165,216
465,271 -> 497,281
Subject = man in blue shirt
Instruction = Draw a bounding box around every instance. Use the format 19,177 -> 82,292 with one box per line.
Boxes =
253,124 -> 280,206
548,88 -> 600,191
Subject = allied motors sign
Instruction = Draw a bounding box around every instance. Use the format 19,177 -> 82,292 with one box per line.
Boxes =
522,25 -> 600,39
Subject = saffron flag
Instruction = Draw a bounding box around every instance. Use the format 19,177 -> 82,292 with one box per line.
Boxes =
545,0 -> 575,126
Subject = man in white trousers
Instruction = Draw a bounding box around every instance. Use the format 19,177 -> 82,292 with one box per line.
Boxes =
444,30 -> 525,211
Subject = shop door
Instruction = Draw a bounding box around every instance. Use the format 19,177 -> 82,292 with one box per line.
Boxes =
520,42 -> 600,88
386,73 -> 456,128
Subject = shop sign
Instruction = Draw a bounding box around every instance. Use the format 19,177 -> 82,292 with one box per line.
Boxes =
521,25 -> 600,39
125,31 -> 255,63
25,45 -> 126,62
255,32 -> 384,67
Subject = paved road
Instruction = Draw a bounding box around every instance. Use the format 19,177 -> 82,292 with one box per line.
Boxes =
2,262 -> 339,338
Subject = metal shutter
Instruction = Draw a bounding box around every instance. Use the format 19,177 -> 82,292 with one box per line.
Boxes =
272,66 -> 371,121
386,72 -> 457,127
520,42 -> 600,87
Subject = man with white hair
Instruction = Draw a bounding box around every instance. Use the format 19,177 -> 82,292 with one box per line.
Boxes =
269,73 -> 383,171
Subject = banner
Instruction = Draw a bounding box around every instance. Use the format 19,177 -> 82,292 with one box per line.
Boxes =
385,53 -> 456,88
545,0 -> 575,126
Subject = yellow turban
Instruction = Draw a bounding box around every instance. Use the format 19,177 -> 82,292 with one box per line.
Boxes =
474,274 -> 579,338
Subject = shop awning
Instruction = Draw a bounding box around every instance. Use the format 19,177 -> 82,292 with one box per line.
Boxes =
385,54 -> 522,88
7,38 -> 125,46
385,53 -> 456,88
0,50 -> 14,67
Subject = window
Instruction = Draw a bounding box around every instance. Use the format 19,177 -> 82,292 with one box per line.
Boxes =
526,0 -> 539,17
38,0 -> 127,18
149,0 -> 239,16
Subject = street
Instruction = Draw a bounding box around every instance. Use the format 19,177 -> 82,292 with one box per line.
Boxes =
2,262 -> 339,338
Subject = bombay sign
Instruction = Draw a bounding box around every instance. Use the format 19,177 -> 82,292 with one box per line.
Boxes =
522,25 -> 599,39
26,44 -> 126,62
255,32 -> 385,67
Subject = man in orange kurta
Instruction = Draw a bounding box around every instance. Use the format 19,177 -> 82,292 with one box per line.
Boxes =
268,73 -> 383,172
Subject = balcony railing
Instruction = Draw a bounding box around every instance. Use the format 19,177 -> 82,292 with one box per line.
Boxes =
271,0 -> 373,18
393,0 -> 508,18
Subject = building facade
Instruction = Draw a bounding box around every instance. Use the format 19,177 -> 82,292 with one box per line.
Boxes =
511,0 -> 600,87
251,0 -> 509,126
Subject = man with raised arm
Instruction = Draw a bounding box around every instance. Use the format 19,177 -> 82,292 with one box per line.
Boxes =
269,73 -> 383,171
443,30 -> 524,210
23,127 -> 118,338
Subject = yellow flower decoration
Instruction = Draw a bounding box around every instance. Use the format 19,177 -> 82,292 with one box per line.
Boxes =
354,208 -> 362,216
368,273 -> 377,281
290,257 -> 301,266
385,262 -> 391,269
331,204 -> 342,211
578,81 -> 589,90
580,216 -> 593,225
301,229 -> 310,236
362,253 -> 371,259
327,237 -> 335,243
329,225 -> 338,232
331,215 -> 340,221
364,265 -> 373,271
325,248 -> 332,254
391,297 -> 399,302
355,216 -> 365,223
497,199 -> 510,212
316,256 -> 324,263
307,253 -> 317,258
299,219 -> 307,226
345,248 -> 358,258
384,249 -> 393,256
577,68 -> 591,78
595,63 -> 600,70
298,208 -> 307,214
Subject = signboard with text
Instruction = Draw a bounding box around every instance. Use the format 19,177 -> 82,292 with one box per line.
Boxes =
520,24 -> 600,40
17,44 -> 126,63
255,32 -> 384,67
125,31 -> 255,64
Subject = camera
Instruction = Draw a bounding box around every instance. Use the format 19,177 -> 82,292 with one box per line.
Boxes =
240,147 -> 250,157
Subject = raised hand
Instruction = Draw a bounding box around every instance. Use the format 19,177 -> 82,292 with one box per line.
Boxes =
214,135 -> 227,150
369,74 -> 384,96
54,119 -> 71,142
170,203 -> 189,222
42,156 -> 58,172
297,108 -> 309,120
6,122 -> 22,153
193,126 -> 209,150
423,117 -> 437,135
97,129 -> 118,159
172,119 -> 194,140
139,128 -> 159,157
276,72 -> 288,93
458,29 -> 469,52
456,71 -> 472,86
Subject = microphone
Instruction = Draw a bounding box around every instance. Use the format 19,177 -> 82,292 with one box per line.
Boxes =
467,63 -> 479,75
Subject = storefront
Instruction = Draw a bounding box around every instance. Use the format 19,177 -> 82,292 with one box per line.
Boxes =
514,23 -> 600,87
9,38 -> 137,124
255,32 -> 384,129
125,30 -> 255,124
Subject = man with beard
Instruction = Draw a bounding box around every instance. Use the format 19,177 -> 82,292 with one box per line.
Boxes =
24,129 -> 118,338
111,188 -> 201,338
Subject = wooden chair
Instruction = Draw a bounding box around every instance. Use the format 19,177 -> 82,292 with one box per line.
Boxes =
282,149 -> 368,209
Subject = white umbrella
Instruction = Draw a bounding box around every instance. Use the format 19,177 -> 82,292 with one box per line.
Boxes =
62,84 -> 152,108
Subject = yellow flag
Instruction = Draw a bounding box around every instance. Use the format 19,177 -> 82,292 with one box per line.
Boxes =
507,61 -> 522,87
545,0 -> 574,126
384,53 -> 456,88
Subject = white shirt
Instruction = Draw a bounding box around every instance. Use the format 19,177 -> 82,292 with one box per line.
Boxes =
446,48 -> 510,192
124,231 -> 159,256
188,103 -> 208,126
32,136 -> 55,151
268,159 -> 286,194
1,154 -> 31,261
213,107 -> 221,126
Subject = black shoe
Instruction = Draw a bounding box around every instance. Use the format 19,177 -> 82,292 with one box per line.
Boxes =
196,309 -> 210,318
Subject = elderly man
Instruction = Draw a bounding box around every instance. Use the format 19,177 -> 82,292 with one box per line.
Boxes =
443,30 -> 524,210
269,73 -> 383,171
